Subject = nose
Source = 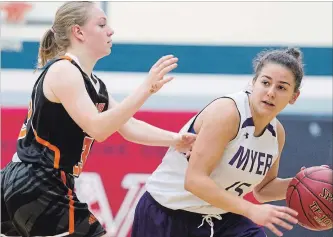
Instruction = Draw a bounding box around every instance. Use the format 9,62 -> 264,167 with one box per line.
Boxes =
267,86 -> 276,98
107,27 -> 114,37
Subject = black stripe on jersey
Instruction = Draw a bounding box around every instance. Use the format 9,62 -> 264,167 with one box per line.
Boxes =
242,117 -> 276,137
185,96 -> 241,161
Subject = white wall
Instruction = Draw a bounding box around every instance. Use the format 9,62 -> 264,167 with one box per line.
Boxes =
108,2 -> 332,46
1,2 -> 332,46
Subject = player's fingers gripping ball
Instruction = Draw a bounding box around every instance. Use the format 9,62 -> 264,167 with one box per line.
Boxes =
286,165 -> 333,231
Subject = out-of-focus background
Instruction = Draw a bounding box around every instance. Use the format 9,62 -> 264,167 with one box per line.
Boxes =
1,2 -> 332,237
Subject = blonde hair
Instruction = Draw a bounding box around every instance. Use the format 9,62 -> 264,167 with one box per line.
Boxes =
37,1 -> 94,68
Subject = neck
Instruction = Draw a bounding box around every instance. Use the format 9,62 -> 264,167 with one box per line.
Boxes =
249,96 -> 275,137
66,47 -> 97,77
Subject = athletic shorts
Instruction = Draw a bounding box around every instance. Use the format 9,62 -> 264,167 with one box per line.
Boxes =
1,161 -> 106,237
132,191 -> 266,237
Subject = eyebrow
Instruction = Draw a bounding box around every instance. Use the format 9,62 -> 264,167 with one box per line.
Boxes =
262,75 -> 291,86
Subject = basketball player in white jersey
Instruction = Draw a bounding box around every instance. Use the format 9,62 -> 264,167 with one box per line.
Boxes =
132,48 -> 305,237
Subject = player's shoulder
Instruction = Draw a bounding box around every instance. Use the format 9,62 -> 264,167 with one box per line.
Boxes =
198,97 -> 240,137
47,58 -> 80,75
276,118 -> 286,147
44,58 -> 83,86
276,119 -> 285,136
204,97 -> 240,121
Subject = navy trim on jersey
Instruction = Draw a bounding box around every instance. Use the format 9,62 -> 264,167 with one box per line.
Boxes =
188,123 -> 196,134
185,95 -> 243,161
186,96 -> 224,135
267,123 -> 276,137
241,117 -> 276,137
241,117 -> 255,128
187,96 -> 242,137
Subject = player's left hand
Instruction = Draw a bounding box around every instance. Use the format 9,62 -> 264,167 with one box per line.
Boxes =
172,133 -> 196,154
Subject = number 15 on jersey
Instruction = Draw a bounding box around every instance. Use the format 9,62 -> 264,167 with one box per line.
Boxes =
225,181 -> 252,196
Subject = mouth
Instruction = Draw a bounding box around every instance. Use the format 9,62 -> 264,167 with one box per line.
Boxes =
262,101 -> 275,107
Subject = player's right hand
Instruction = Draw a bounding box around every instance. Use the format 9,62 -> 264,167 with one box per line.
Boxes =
144,55 -> 178,94
247,204 -> 299,237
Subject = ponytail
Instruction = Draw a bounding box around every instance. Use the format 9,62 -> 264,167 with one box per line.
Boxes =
36,1 -> 94,69
37,29 -> 59,69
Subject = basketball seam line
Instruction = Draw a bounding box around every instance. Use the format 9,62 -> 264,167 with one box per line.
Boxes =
287,184 -> 296,208
298,178 -> 333,214
303,169 -> 333,212
303,175 -> 332,185
294,187 -> 318,228
305,168 -> 330,176
297,170 -> 332,210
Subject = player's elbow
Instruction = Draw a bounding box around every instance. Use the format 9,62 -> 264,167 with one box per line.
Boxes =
184,176 -> 194,193
184,169 -> 200,193
86,116 -> 118,142
94,135 -> 108,143
85,130 -> 108,142
91,127 -> 117,142
85,125 -> 112,143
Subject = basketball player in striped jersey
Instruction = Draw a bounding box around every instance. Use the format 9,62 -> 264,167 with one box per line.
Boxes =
1,2 -> 196,237
133,48 -> 305,237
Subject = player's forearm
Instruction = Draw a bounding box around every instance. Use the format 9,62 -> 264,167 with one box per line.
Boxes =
253,178 -> 292,203
91,85 -> 151,142
120,118 -> 177,147
184,172 -> 256,218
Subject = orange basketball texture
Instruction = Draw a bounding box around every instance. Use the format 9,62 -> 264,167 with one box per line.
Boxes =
286,166 -> 333,231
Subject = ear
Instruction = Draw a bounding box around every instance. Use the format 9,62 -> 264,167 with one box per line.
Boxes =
71,24 -> 85,42
289,90 -> 300,104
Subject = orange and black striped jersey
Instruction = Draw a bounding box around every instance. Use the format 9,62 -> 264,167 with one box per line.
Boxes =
15,56 -> 109,177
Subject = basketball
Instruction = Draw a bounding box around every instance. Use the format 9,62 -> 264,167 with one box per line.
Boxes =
286,166 -> 333,231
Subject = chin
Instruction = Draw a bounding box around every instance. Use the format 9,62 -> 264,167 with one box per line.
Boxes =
259,108 -> 278,118
105,47 -> 112,55
97,49 -> 111,59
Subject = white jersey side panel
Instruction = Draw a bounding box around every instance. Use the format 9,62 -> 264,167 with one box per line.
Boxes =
146,91 -> 279,214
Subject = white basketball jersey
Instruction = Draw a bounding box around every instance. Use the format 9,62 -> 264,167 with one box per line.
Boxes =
146,91 -> 279,214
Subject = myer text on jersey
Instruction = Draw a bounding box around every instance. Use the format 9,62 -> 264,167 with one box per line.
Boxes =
229,145 -> 273,176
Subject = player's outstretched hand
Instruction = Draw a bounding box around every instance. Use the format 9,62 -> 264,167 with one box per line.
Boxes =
247,204 -> 298,237
144,55 -> 178,94
172,133 -> 196,153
